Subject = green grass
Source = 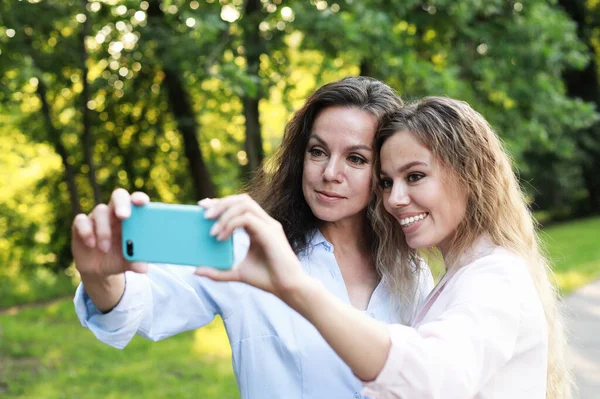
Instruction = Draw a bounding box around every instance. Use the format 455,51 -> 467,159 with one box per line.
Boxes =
0,268 -> 76,309
422,217 -> 600,294
541,216 -> 600,295
0,300 -> 238,399
0,216 -> 598,398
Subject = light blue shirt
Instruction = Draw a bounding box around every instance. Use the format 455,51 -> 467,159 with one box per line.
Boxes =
74,229 -> 433,399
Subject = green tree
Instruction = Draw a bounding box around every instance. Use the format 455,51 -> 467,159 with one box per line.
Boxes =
558,0 -> 600,215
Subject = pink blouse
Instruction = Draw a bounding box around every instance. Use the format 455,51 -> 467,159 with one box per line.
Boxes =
362,240 -> 548,398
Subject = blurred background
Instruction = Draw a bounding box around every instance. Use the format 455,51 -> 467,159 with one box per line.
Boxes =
1,0 -> 599,398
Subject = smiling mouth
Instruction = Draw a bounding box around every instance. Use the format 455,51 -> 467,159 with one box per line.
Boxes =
400,212 -> 429,227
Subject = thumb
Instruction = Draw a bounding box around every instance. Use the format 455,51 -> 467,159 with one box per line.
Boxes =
194,266 -> 241,282
128,262 -> 149,273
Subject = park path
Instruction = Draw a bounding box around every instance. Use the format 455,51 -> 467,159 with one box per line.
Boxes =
565,278 -> 600,398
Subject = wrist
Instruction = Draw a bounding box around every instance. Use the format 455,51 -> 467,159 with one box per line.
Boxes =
80,272 -> 126,313
277,269 -> 322,315
79,269 -> 121,285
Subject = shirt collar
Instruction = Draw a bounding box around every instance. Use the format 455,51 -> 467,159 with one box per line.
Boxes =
306,228 -> 333,252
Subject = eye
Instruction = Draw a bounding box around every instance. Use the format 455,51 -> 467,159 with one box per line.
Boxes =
378,178 -> 393,189
348,155 -> 366,165
309,148 -> 326,157
407,173 -> 425,183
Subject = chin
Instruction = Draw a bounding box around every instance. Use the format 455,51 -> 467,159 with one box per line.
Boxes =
405,236 -> 432,250
311,208 -> 342,222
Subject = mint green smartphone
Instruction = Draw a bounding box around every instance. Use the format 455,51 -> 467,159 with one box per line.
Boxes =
121,202 -> 234,269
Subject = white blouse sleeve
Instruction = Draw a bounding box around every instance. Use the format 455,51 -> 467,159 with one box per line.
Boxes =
73,229 -> 250,349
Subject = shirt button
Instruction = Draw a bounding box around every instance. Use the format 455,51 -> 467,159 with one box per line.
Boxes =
353,393 -> 361,399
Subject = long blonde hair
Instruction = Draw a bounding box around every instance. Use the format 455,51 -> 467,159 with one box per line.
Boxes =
373,96 -> 572,398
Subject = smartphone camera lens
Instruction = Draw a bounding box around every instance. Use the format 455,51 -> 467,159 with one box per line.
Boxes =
126,240 -> 134,256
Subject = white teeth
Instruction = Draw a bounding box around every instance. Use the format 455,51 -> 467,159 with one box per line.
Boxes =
400,212 -> 428,227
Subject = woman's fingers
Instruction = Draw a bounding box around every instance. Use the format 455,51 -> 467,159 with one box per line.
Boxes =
129,262 -> 149,274
200,194 -> 263,218
72,213 -> 96,248
194,266 -> 242,282
215,205 -> 271,241
216,211 -> 275,245
130,191 -> 150,206
91,204 -> 112,253
201,194 -> 272,240
198,197 -> 216,209
110,188 -> 132,219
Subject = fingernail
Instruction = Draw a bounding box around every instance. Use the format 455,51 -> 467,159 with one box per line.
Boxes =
99,240 -> 111,253
209,223 -> 220,236
198,198 -> 211,206
116,206 -> 130,218
204,207 -> 217,218
86,237 -> 96,248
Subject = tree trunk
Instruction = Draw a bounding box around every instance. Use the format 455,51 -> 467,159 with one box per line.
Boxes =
147,0 -> 215,200
242,0 -> 264,177
36,78 -> 82,216
360,59 -> 373,77
80,0 -> 101,204
162,70 -> 215,199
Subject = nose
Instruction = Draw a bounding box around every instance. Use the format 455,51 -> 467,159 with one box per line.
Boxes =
387,182 -> 410,208
323,157 -> 344,183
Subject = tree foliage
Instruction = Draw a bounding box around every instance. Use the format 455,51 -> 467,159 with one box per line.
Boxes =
0,0 -> 597,287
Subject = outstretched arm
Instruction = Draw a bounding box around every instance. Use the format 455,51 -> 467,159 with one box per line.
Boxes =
197,196 -> 526,398
285,275 -> 392,381
195,195 -> 391,381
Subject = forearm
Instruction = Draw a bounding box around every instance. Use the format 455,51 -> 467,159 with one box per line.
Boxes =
283,276 -> 391,381
80,272 -> 126,313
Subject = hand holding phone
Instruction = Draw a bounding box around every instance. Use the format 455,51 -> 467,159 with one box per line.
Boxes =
121,202 -> 234,269
194,195 -> 307,297
71,189 -> 151,279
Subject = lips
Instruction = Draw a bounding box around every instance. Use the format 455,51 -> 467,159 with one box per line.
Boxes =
317,190 -> 344,199
316,190 -> 345,202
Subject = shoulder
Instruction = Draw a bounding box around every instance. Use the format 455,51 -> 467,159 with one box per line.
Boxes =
449,247 -> 537,306
457,247 -> 529,279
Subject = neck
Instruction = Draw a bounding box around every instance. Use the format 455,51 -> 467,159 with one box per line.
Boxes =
319,215 -> 371,254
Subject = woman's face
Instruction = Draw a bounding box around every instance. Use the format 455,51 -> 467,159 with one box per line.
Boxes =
302,106 -> 378,225
378,130 -> 467,255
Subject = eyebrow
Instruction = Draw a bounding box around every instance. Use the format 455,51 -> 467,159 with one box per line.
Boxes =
380,161 -> 428,176
309,134 -> 373,152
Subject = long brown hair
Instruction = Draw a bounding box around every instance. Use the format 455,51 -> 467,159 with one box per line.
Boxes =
247,77 -> 422,316
373,96 -> 572,398
248,76 -> 403,252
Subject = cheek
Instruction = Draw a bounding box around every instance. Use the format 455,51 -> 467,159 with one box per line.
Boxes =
302,158 -> 316,185
439,191 -> 466,228
382,192 -> 392,213
352,169 -> 373,197
452,194 -> 468,224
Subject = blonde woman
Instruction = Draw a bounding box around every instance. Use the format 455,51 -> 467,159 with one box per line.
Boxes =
197,96 -> 571,398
